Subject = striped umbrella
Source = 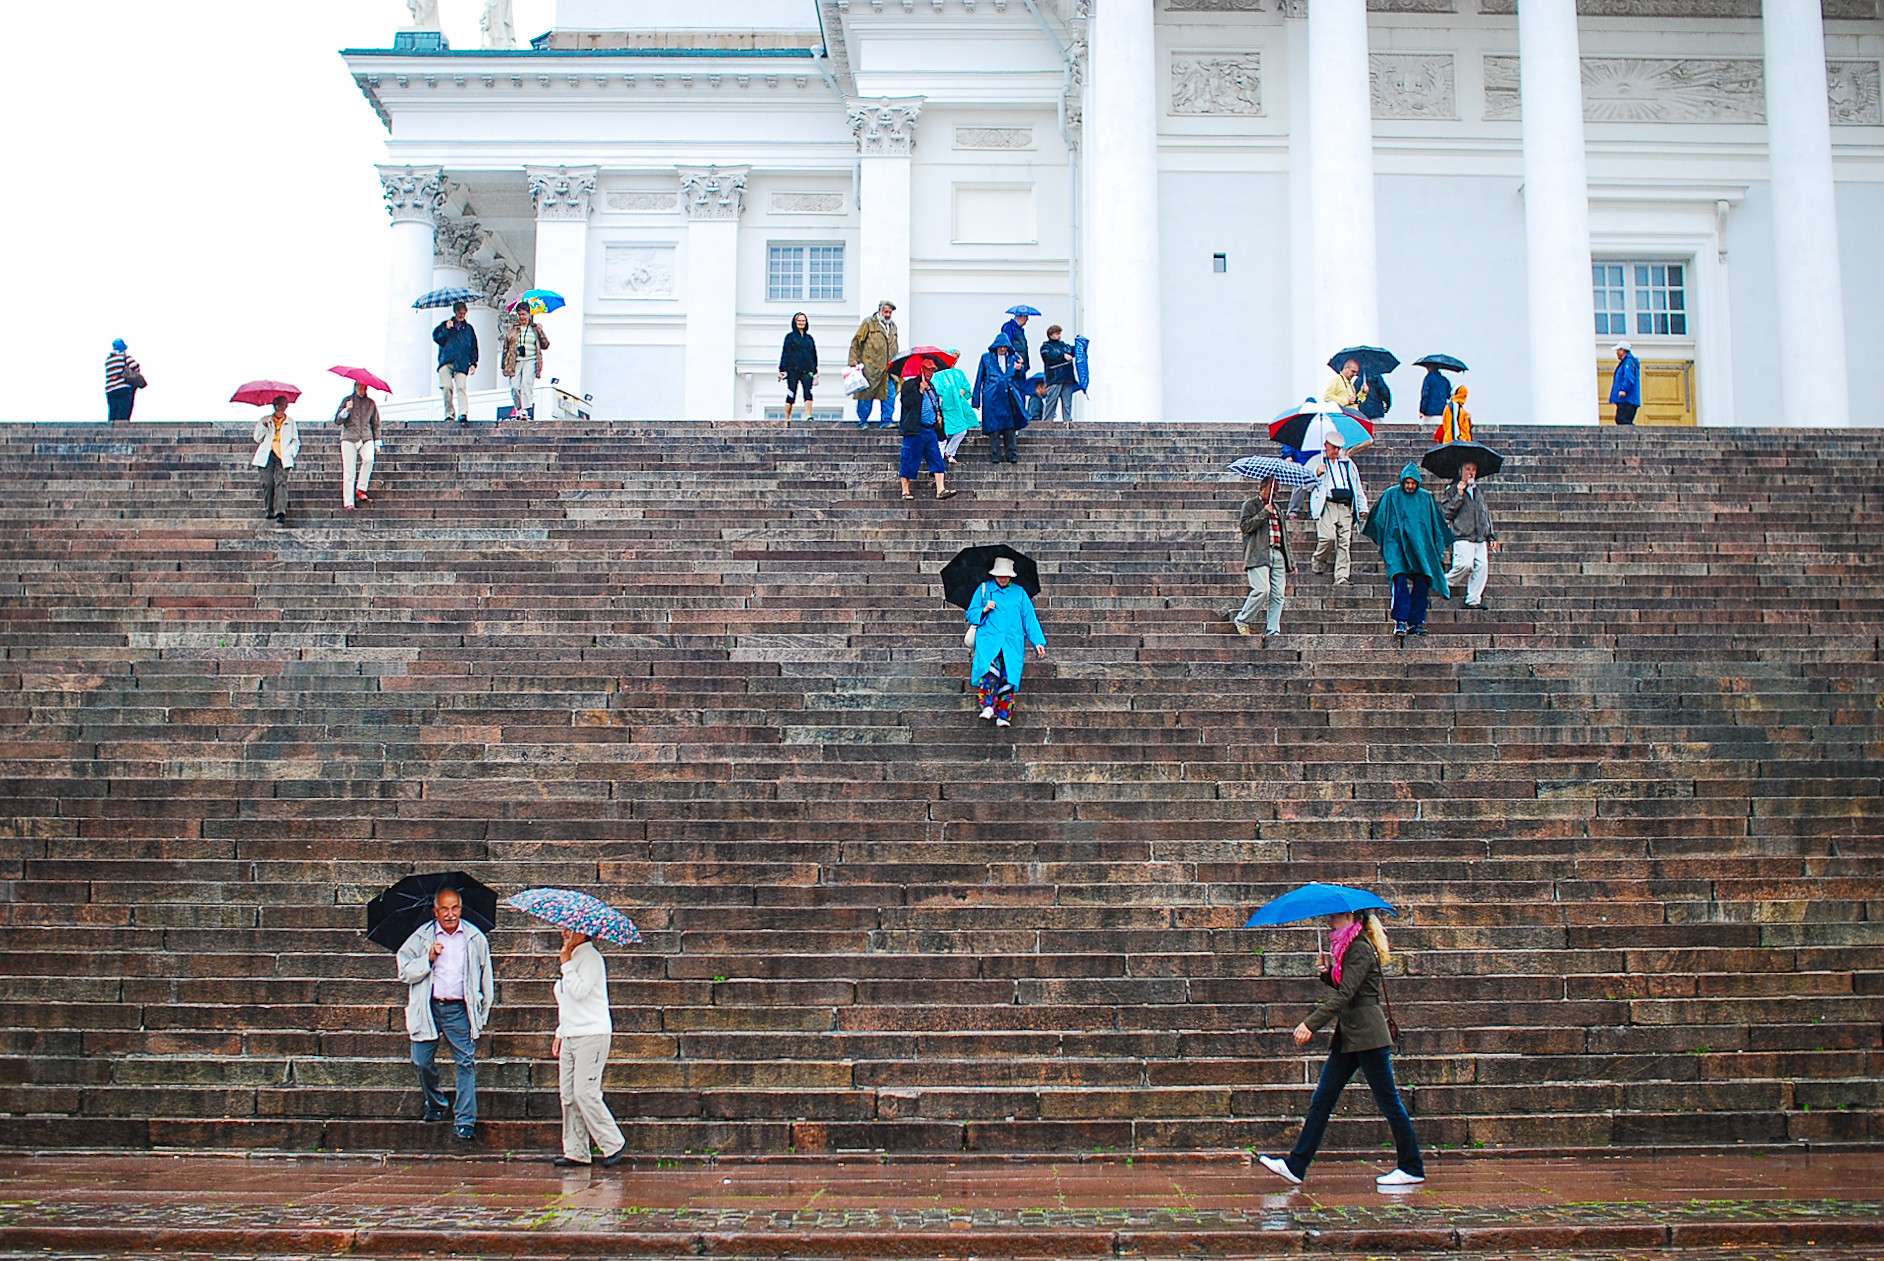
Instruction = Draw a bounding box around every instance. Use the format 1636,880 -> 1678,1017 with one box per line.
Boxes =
503,887 -> 642,945
412,286 -> 485,310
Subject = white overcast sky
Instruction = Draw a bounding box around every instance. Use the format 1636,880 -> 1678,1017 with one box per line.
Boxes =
0,1 -> 554,423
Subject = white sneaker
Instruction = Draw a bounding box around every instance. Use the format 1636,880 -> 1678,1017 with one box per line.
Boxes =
1376,1168 -> 1425,1189
1258,1155 -> 1302,1185
995,716 -> 1011,728
979,706 -> 995,721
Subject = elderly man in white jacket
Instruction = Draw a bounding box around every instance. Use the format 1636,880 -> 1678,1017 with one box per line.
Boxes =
397,888 -> 494,1141
1305,435 -> 1370,586
550,927 -> 626,1167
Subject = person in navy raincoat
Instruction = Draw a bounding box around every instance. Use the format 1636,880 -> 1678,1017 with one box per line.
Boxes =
1418,367 -> 1451,430
965,557 -> 1047,728
974,334 -> 1029,464
1609,340 -> 1641,425
1000,312 -> 1031,375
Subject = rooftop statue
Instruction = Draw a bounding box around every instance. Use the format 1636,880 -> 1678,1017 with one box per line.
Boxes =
406,0 -> 440,29
481,0 -> 516,49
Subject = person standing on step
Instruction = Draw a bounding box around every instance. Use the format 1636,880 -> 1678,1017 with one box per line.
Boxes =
1363,462 -> 1455,640
1323,358 -> 1367,411
104,339 -> 145,422
1442,461 -> 1496,610
933,348 -> 977,464
1417,364 -> 1452,435
897,358 -> 956,501
1306,436 -> 1368,585
1231,476 -> 1290,639
973,333 -> 1028,464
1038,325 -> 1077,423
966,557 -> 1046,728
848,299 -> 900,428
398,886 -> 494,1143
334,379 -> 381,511
1258,909 -> 1425,1191
433,301 -> 479,425
1609,340 -> 1641,426
548,926 -> 627,1169
1432,386 -> 1472,445
778,312 -> 818,422
250,395 -> 299,527
1000,309 -> 1031,376
503,306 -> 548,422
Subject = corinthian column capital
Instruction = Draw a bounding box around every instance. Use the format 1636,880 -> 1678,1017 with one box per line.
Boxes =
377,165 -> 447,225
677,165 -> 750,221
847,97 -> 924,156
526,165 -> 599,221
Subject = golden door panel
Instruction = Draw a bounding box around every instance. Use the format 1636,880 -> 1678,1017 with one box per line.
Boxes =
1597,359 -> 1696,426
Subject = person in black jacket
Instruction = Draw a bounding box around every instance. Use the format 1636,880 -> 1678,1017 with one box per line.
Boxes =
778,312 -> 818,422
1038,325 -> 1076,423
897,359 -> 956,501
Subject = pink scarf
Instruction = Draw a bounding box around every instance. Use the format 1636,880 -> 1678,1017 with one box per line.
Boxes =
1328,919 -> 1365,984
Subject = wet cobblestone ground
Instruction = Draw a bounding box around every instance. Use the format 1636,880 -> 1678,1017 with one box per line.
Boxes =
0,1152 -> 1879,1258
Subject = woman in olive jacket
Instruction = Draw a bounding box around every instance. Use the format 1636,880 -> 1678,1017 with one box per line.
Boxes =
1259,910 -> 1426,1189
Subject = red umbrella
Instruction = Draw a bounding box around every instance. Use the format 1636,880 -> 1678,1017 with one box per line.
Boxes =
329,365 -> 392,393
230,380 -> 301,407
887,346 -> 960,377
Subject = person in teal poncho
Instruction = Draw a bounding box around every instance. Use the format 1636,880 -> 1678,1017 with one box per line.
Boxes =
933,350 -> 978,463
966,557 -> 1047,727
1362,462 -> 1455,639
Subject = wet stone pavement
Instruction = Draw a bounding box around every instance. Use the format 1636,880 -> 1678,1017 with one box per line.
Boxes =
0,1152 -> 1880,1258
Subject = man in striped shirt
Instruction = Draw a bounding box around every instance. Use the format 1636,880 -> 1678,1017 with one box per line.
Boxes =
104,339 -> 144,422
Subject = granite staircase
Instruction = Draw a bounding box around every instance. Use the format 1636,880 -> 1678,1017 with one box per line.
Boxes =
0,420 -> 1879,1156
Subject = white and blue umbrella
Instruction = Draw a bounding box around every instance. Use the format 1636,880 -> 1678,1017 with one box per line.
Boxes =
1229,455 -> 1318,487
412,286 -> 485,310
1006,304 -> 1042,317
504,887 -> 642,945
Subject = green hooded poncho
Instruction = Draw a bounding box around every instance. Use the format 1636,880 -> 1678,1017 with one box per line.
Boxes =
1362,462 -> 1456,597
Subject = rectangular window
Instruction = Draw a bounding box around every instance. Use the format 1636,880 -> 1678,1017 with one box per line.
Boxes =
767,244 -> 844,302
1594,260 -> 1690,338
1592,264 -> 1627,337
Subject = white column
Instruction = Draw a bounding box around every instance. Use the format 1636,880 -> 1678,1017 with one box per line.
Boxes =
526,165 -> 598,403
466,258 -> 521,392
1284,5 -> 1321,400
427,217 -> 482,396
1306,0 -> 1379,357
1517,0 -> 1598,426
1084,0 -> 1164,421
848,99 -> 921,338
1763,0 -> 1851,427
377,165 -> 445,401
679,166 -> 748,421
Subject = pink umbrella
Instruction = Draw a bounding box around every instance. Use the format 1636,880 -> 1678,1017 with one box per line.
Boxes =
329,365 -> 392,393
230,380 -> 301,407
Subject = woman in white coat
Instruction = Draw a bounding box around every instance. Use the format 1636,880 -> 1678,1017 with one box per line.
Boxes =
251,395 -> 300,526
549,927 -> 627,1168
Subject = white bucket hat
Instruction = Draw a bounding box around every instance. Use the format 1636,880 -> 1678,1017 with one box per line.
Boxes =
989,557 -> 1018,579
1613,340 -> 1633,353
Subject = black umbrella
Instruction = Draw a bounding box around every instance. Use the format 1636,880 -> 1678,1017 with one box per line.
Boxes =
1326,345 -> 1401,378
1420,441 -> 1504,481
366,871 -> 499,952
940,544 -> 1041,609
1414,354 -> 1468,373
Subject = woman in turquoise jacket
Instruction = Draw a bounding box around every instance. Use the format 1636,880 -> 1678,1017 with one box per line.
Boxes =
933,349 -> 978,463
965,556 -> 1047,727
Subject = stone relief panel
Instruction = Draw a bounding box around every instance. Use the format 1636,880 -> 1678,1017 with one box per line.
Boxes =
769,192 -> 847,214
1171,53 -> 1263,115
1481,0 -> 1874,15
1828,61 -> 1882,125
603,245 -> 677,299
1164,0 -> 1259,9
1370,53 -> 1456,119
1483,56 -> 1521,120
607,192 -> 679,212
954,127 -> 1035,150
1369,0 -> 1455,11
1483,55 -> 1805,123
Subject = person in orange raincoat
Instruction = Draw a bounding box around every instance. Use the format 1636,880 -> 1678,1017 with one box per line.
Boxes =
1432,387 -> 1472,444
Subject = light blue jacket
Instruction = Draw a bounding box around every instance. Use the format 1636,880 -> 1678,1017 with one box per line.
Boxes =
398,920 -> 495,1043
967,580 -> 1046,690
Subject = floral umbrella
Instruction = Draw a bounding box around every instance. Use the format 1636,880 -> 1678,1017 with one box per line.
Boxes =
504,888 -> 642,945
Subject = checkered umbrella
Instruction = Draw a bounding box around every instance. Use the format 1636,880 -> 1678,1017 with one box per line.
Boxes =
503,887 -> 642,945
1228,455 -> 1318,488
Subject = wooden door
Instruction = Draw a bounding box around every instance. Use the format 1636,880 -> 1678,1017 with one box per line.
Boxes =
1596,359 -> 1696,425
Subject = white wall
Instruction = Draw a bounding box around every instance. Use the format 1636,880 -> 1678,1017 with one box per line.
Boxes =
1726,183 -> 1782,429
1837,181 -> 1884,426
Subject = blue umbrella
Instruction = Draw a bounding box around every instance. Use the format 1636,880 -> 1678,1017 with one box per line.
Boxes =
1245,882 -> 1396,928
1228,455 -> 1317,487
1326,345 -> 1401,378
1072,335 -> 1090,393
504,887 -> 642,945
1006,305 -> 1042,317
412,286 -> 485,310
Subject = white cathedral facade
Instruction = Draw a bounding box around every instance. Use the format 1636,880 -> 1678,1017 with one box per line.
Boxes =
347,0 -> 1883,426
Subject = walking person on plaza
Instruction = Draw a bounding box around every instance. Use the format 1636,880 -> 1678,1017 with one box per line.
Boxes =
1038,325 -> 1077,423
397,887 -> 494,1142
433,301 -> 479,425
1442,461 -> 1496,610
1364,462 -> 1455,640
1306,436 -> 1368,585
1610,340 -> 1641,425
503,305 -> 548,422
333,379 -> 381,511
1258,908 -> 1426,1190
897,358 -> 957,501
1000,309 -> 1032,376
973,333 -> 1029,464
933,348 -> 977,463
251,395 -> 299,527
778,312 -> 818,422
1231,476 -> 1291,639
966,557 -> 1046,729
548,926 -> 627,1168
104,339 -> 145,422
1432,385 -> 1472,444
1418,365 -> 1452,433
849,299 -> 900,428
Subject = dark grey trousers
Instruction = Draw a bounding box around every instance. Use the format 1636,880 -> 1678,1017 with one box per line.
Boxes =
259,455 -> 290,518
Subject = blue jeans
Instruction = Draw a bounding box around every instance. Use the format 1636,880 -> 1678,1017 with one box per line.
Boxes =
1391,574 -> 1431,628
856,396 -> 892,425
412,998 -> 477,1127
900,430 -> 945,479
1286,1045 -> 1424,1178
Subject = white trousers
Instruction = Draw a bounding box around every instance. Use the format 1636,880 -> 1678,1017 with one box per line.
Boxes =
941,430 -> 968,460
559,1033 -> 623,1162
1447,539 -> 1489,604
512,358 -> 537,418
439,365 -> 469,420
341,439 -> 375,507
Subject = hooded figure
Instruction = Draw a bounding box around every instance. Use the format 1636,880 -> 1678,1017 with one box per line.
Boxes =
966,556 -> 1047,727
1363,462 -> 1456,635
932,350 -> 978,461
973,333 -> 1029,463
1433,387 -> 1472,444
1418,367 -> 1451,421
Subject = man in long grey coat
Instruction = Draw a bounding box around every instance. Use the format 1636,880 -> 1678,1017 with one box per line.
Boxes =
397,888 -> 495,1141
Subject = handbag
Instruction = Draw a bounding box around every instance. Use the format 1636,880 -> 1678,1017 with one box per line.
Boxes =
964,582 -> 986,649
125,365 -> 147,390
841,364 -> 870,396
1382,973 -> 1402,1043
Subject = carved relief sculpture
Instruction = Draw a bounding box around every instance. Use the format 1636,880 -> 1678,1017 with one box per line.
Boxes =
1164,0 -> 1259,9
603,246 -> 678,299
433,217 -> 486,269
527,166 -> 599,221
677,166 -> 750,220
377,165 -> 446,224
468,258 -> 523,310
607,192 -> 681,212
1828,61 -> 1882,125
848,97 -> 924,155
954,127 -> 1035,149
1370,53 -> 1456,119
1482,0 -> 1874,15
480,0 -> 517,49
770,193 -> 848,213
1582,58 -> 1764,123
1171,54 -> 1263,115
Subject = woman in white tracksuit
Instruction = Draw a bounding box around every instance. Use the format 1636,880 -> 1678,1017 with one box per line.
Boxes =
549,928 -> 626,1168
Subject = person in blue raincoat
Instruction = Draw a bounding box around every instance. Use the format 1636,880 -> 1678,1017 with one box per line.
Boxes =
1418,366 -> 1452,430
973,334 -> 1029,464
1609,340 -> 1641,425
1362,462 -> 1455,639
965,556 -> 1047,728
1000,311 -> 1031,375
